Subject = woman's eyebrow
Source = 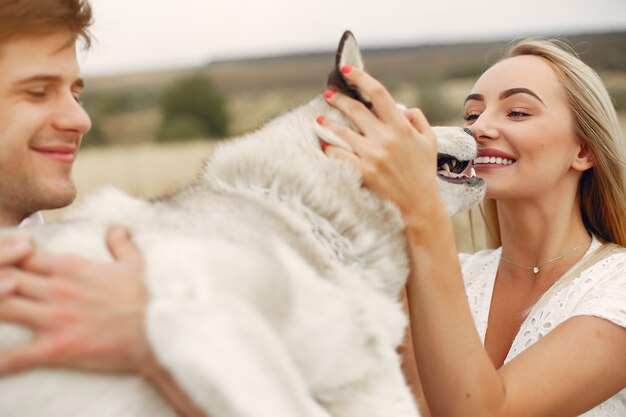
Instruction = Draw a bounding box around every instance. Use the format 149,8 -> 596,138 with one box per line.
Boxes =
464,89 -> 545,106
499,87 -> 545,105
464,93 -> 484,104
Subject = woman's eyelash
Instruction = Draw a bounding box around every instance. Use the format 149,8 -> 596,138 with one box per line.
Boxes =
463,112 -> 480,121
462,109 -> 531,120
508,108 -> 531,117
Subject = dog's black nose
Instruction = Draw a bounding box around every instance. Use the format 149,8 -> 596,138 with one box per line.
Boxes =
463,127 -> 475,138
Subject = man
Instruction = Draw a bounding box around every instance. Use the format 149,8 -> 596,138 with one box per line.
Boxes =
0,1 -> 204,415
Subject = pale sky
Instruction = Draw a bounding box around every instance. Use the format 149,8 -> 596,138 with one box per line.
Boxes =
80,0 -> 626,76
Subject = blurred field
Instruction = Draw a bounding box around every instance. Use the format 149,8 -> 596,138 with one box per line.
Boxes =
41,137 -> 489,253
42,140 -> 219,221
42,112 -> 626,253
42,32 -> 626,253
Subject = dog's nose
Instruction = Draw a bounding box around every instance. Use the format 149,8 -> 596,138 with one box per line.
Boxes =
463,127 -> 475,138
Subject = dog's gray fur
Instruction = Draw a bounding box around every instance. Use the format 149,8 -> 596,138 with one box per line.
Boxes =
0,32 -> 484,417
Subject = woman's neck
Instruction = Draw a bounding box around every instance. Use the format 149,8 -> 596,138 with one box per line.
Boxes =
496,188 -> 591,267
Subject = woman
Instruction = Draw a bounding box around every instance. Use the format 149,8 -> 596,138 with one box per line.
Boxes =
318,39 -> 626,416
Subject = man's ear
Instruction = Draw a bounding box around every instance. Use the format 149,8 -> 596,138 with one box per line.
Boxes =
572,143 -> 594,172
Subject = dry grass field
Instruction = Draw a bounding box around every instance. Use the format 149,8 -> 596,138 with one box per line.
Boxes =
42,140 -> 218,221
42,109 -> 626,253
41,137 -> 489,253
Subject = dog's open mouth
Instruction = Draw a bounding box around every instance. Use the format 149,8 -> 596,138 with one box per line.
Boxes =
437,154 -> 481,185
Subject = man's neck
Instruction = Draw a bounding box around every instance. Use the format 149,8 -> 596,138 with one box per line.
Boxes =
0,215 -> 24,228
0,209 -> 32,228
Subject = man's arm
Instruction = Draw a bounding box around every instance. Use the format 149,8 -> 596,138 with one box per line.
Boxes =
0,228 -> 208,417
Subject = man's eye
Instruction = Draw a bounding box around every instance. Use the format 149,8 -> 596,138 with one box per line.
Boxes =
27,89 -> 47,98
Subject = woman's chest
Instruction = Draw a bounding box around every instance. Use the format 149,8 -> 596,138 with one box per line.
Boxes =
484,273 -> 555,368
463,257 -> 595,366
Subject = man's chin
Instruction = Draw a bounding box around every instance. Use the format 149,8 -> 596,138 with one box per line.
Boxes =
33,180 -> 77,211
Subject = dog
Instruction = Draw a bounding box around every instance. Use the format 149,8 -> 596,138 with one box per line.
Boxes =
0,31 -> 484,417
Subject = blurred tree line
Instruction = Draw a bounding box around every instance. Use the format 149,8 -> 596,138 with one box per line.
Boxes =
157,75 -> 229,142
81,74 -> 230,147
80,71 -> 469,146
81,70 -> 626,146
79,31 -> 626,147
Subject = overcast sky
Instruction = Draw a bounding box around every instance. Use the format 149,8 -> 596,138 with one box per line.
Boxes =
80,0 -> 626,76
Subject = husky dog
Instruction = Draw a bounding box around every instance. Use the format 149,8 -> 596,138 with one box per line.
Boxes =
0,32 -> 484,417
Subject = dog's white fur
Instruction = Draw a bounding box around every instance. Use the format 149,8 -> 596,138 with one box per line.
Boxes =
0,33 -> 484,417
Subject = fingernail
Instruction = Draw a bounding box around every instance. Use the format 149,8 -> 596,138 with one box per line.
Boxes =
340,65 -> 352,74
323,90 -> 335,99
321,143 -> 329,152
316,116 -> 325,124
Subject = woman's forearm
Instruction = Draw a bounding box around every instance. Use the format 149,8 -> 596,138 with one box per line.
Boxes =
404,207 -> 505,417
400,290 -> 433,417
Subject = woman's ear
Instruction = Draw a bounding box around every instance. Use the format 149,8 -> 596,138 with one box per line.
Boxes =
572,143 -> 594,172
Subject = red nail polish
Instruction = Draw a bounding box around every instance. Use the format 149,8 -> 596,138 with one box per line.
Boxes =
316,116 -> 325,124
323,90 -> 335,99
322,143 -> 329,152
340,65 -> 352,74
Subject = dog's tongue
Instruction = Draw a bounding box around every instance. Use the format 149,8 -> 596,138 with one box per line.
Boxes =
438,170 -> 467,179
438,167 -> 477,179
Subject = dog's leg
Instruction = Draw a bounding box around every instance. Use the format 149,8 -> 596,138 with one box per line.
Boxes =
146,296 -> 332,417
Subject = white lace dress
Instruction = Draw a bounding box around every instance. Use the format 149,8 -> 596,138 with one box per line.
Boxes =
460,236 -> 626,416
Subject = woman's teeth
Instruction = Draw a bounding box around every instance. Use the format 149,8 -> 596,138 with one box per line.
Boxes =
474,156 -> 515,165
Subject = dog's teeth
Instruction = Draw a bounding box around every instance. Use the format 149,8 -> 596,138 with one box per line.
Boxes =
470,168 -> 476,178
443,163 -> 451,172
451,160 -> 457,169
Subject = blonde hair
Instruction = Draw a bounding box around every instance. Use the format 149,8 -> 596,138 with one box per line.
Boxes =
478,38 -> 626,249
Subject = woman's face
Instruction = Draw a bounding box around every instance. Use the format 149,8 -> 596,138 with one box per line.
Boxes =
463,55 -> 587,201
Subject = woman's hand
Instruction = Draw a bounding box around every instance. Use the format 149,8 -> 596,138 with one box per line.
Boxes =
317,65 -> 444,226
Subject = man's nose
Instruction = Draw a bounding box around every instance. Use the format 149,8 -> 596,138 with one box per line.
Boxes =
52,93 -> 92,135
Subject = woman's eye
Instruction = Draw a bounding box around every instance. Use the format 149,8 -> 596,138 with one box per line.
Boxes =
508,108 -> 530,118
463,112 -> 480,121
72,92 -> 83,105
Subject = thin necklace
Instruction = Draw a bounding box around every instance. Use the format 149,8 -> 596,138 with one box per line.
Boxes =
500,240 -> 590,275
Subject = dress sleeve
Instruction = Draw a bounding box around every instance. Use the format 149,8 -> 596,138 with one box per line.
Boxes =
572,251 -> 626,329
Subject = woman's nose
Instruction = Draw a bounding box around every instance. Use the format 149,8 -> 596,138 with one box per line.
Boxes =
468,114 -> 499,142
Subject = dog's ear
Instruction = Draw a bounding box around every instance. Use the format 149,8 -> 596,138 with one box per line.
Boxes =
336,31 -> 364,71
326,31 -> 372,110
